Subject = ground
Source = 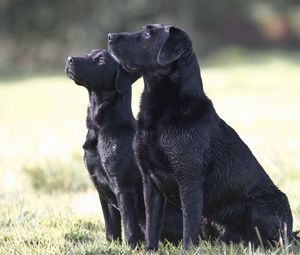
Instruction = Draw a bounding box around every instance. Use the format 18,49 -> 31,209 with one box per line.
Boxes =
0,50 -> 300,254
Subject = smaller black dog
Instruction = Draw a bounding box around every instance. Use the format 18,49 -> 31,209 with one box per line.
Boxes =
66,49 -> 142,247
65,49 -> 184,248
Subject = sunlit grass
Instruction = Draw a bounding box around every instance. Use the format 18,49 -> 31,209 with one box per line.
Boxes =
0,52 -> 300,254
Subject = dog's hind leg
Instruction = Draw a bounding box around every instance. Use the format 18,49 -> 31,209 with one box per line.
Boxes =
100,197 -> 122,242
246,188 -> 293,246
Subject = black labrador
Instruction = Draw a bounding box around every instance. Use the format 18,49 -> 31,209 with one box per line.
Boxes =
65,49 -> 184,248
107,24 -> 294,250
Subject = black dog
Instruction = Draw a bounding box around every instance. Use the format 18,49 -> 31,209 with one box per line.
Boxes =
108,24 -> 294,250
65,49 -> 184,248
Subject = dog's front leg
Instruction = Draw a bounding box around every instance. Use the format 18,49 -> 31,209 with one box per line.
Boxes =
143,176 -> 166,251
178,172 -> 203,249
99,196 -> 122,242
117,190 -> 141,248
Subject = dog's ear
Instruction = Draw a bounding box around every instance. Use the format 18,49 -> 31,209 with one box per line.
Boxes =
157,27 -> 192,66
115,66 -> 141,93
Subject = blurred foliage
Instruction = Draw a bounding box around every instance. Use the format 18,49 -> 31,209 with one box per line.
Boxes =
0,0 -> 300,75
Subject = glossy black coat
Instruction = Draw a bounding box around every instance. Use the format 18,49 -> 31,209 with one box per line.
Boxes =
65,49 -> 184,248
108,24 -> 294,250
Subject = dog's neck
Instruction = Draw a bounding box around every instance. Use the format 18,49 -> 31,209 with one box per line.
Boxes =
143,51 -> 204,98
137,51 -> 212,130
87,88 -> 134,129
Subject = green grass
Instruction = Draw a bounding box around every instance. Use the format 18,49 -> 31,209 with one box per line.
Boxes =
0,51 -> 300,254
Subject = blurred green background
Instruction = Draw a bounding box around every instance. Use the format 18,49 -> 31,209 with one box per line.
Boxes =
0,1 -> 300,254
1,0 -> 300,75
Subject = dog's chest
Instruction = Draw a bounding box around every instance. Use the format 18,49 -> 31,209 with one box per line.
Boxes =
135,129 -> 180,203
97,136 -> 118,168
83,151 -> 118,206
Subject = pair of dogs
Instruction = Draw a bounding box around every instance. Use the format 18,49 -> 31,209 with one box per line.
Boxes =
66,24 -> 296,250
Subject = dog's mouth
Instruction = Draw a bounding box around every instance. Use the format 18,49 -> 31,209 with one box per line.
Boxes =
66,67 -> 85,86
122,64 -> 137,72
108,45 -> 137,72
108,46 -> 120,63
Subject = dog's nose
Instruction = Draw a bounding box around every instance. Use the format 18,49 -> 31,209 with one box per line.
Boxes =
107,33 -> 118,42
67,56 -> 74,64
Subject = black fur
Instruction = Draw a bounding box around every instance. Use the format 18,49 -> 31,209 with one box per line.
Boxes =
65,49 -> 184,248
108,24 -> 294,250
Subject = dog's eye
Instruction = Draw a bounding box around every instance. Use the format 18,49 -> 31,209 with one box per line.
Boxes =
144,31 -> 151,39
98,57 -> 105,64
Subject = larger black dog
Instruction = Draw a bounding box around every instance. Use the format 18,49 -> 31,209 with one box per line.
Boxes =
108,24 -> 294,250
65,49 -> 184,248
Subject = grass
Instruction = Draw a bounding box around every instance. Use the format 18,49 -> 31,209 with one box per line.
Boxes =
0,50 -> 300,254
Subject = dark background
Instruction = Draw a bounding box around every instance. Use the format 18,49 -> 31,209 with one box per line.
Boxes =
1,0 -> 300,75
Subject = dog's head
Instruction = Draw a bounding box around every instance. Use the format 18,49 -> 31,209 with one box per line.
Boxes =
107,24 -> 192,73
65,49 -> 140,93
